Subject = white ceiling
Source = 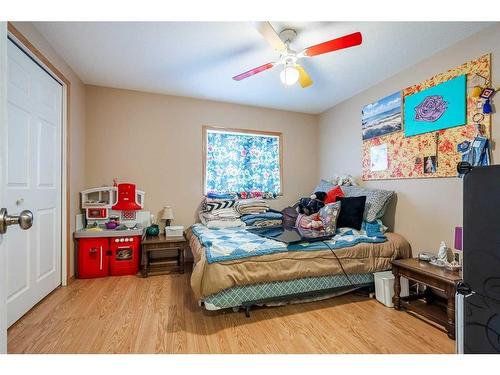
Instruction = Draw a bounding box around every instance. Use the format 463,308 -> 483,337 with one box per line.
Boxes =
33,21 -> 494,114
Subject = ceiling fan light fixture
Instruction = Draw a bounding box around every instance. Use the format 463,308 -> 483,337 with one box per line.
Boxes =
232,24 -> 362,90
280,65 -> 299,86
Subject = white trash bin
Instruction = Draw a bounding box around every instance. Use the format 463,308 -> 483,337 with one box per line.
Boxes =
374,271 -> 409,307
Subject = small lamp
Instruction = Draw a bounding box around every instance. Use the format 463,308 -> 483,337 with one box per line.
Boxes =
161,206 -> 174,230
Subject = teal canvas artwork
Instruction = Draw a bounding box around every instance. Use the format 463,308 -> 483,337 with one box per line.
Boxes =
404,74 -> 466,137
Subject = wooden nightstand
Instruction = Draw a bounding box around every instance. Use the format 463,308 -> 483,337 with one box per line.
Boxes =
141,234 -> 187,277
391,258 -> 462,339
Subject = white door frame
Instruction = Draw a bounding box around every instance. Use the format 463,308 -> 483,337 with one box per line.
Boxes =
7,24 -> 70,288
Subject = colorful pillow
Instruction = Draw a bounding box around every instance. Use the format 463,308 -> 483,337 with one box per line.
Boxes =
341,186 -> 394,222
335,196 -> 366,230
318,201 -> 341,236
313,179 -> 336,193
324,186 -> 344,204
297,212 -> 323,230
296,213 -> 325,239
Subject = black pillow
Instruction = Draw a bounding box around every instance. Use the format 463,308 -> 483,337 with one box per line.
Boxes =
335,196 -> 366,230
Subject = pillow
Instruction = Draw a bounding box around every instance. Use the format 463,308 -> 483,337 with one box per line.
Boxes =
313,179 -> 336,193
296,202 -> 341,239
335,196 -> 366,230
341,186 -> 394,222
324,186 -> 344,204
318,201 -> 341,236
296,213 -> 325,239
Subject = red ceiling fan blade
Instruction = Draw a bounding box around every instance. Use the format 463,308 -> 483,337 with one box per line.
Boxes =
302,32 -> 362,57
232,62 -> 275,81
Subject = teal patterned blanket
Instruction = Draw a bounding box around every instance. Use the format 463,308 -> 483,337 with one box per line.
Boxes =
191,222 -> 387,264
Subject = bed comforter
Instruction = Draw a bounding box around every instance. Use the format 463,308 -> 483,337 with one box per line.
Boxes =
187,226 -> 411,300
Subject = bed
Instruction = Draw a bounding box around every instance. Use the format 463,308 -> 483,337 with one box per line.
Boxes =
187,223 -> 411,316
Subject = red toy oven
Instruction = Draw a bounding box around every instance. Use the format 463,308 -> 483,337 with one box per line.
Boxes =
77,238 -> 109,278
109,235 -> 141,276
77,235 -> 141,278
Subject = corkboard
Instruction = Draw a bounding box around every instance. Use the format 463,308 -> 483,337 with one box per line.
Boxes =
362,54 -> 491,180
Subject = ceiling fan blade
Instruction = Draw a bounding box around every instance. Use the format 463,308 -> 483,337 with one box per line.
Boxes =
256,22 -> 287,52
301,32 -> 362,57
296,65 -> 313,88
232,62 -> 275,81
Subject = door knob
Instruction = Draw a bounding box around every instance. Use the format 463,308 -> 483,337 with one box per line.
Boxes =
0,208 -> 34,234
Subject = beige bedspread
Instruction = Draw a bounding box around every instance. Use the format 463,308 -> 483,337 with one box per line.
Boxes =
187,228 -> 411,300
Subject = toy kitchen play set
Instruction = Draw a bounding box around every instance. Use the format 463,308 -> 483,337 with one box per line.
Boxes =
74,183 -> 150,278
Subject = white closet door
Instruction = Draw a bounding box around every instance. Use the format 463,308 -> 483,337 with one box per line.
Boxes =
4,38 -> 63,327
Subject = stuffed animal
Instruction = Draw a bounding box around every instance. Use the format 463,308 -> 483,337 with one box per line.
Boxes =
310,191 -> 327,202
332,174 -> 357,186
298,192 -> 326,216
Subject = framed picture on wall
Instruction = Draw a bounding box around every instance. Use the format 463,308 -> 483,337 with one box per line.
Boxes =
404,74 -> 467,137
361,91 -> 402,141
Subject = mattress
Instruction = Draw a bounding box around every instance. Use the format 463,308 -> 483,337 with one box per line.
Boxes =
188,226 -> 411,300
203,273 -> 374,310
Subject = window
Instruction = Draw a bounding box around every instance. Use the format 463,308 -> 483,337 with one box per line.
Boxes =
203,126 -> 283,195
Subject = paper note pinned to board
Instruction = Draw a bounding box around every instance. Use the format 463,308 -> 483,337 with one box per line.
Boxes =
370,143 -> 388,172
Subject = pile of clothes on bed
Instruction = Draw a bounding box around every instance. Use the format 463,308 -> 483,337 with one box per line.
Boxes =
199,192 -> 283,229
290,177 -> 395,237
240,210 -> 283,227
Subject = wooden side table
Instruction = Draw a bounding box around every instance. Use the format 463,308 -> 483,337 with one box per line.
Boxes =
141,234 -> 187,277
391,258 -> 462,339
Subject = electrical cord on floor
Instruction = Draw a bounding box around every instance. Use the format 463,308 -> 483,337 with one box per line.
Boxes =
322,240 -> 353,286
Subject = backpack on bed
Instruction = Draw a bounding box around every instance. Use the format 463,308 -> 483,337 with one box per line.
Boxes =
281,204 -> 299,228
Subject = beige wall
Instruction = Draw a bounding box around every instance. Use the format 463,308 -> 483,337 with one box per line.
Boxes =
85,85 -> 319,228
319,24 -> 500,255
11,22 -> 87,277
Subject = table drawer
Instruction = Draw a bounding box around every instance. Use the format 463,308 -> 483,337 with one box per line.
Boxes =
396,268 -> 452,292
144,242 -> 185,250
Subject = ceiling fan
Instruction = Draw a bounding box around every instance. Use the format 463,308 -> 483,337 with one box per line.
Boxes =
232,22 -> 363,88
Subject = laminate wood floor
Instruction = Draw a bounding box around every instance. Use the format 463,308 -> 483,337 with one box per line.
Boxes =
8,270 -> 455,354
